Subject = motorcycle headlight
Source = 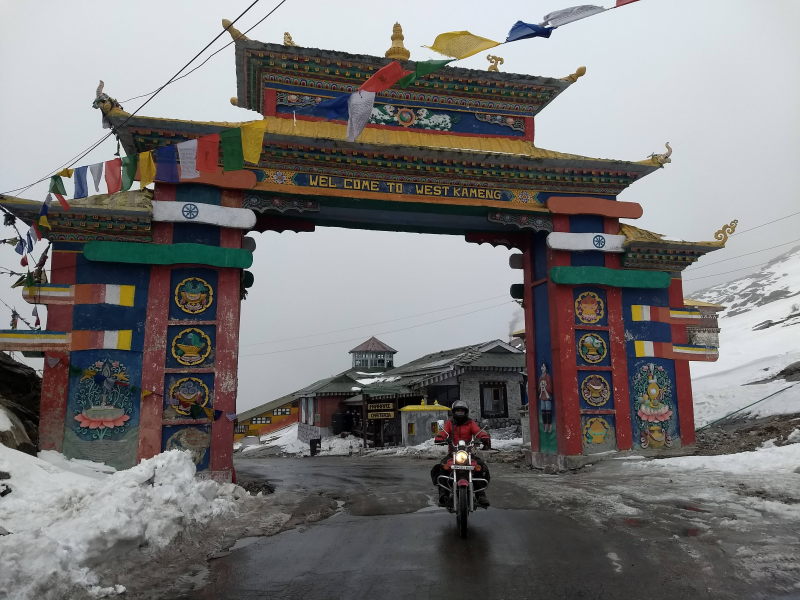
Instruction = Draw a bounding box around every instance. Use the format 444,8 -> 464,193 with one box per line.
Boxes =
455,450 -> 469,464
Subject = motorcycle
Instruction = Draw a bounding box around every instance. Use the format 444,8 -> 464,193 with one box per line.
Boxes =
435,433 -> 490,538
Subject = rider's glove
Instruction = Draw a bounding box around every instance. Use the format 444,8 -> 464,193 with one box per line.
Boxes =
482,439 -> 491,450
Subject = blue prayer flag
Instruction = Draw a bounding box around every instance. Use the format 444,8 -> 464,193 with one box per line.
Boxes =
25,230 -> 34,252
73,165 -> 89,199
506,21 -> 554,43
14,238 -> 24,255
155,145 -> 180,183
312,95 -> 350,121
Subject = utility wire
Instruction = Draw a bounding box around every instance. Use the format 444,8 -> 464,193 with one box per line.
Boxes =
241,301 -> 514,358
1,0 -> 279,197
686,237 -> 800,271
241,294 -> 510,347
734,210 -> 800,236
683,261 -> 770,282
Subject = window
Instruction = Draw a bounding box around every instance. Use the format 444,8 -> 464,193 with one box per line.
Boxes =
235,425 -> 247,434
430,422 -> 439,434
407,422 -> 416,436
480,383 -> 508,418
273,407 -> 291,416
251,416 -> 271,425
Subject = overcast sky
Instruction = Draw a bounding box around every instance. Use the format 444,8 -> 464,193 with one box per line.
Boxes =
1,0 -> 799,412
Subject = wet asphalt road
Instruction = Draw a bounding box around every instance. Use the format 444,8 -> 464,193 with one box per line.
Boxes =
187,456 -> 773,600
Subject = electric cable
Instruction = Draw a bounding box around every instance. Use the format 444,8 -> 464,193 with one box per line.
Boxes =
241,300 -> 514,358
0,0 -> 278,197
686,237 -> 800,271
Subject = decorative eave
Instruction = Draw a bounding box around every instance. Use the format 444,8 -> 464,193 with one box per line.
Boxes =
620,223 -> 732,271
234,40 -> 575,119
0,190 -> 153,243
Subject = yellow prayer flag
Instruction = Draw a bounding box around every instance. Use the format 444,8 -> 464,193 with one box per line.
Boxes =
425,31 -> 501,60
56,168 -> 74,178
241,120 -> 267,164
139,151 -> 156,188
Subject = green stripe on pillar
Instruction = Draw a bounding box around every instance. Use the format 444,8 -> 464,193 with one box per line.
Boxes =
84,242 -> 253,269
549,266 -> 670,288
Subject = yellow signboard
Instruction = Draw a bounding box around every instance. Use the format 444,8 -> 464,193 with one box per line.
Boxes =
367,411 -> 395,420
367,403 -> 394,411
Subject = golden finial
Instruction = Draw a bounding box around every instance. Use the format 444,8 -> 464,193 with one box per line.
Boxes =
713,220 -> 738,245
230,97 -> 239,106
221,19 -> 249,42
648,142 -> 673,166
385,23 -> 410,61
562,66 -> 587,83
283,32 -> 297,46
487,55 -> 504,72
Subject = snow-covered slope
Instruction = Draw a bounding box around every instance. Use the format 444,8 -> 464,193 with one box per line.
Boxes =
689,245 -> 800,424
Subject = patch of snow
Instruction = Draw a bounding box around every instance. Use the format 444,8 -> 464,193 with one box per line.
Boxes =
37,450 -> 117,480
0,447 -> 244,600
0,406 -> 13,432
787,428 -> 800,443
631,443 -> 800,476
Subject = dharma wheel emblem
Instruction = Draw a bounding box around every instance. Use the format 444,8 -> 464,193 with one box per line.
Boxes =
182,203 -> 200,219
592,234 -> 606,248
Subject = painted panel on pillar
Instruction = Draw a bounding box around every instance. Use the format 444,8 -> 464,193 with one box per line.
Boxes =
62,351 -> 141,470
162,425 -> 210,471
582,415 -> 616,453
629,359 -> 680,450
576,330 -> 610,367
176,183 -> 222,206
578,371 -> 614,410
163,373 -> 215,419
533,233 -> 556,454
167,325 -> 215,368
169,268 -> 218,321
573,288 -> 607,327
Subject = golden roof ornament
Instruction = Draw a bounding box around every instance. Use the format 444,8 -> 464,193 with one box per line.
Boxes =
487,55 -> 504,72
562,66 -> 587,83
283,32 -> 297,47
648,142 -> 672,166
221,19 -> 249,42
713,220 -> 738,245
385,23 -> 410,61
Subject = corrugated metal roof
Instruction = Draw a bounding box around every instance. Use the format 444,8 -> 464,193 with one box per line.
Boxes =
349,336 -> 398,353
237,392 -> 295,421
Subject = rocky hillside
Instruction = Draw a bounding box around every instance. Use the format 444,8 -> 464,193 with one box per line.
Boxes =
0,352 -> 40,453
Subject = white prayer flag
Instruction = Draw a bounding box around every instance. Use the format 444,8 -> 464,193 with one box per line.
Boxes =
89,163 -> 104,192
177,139 -> 200,179
346,91 -> 376,142
540,5 -> 606,28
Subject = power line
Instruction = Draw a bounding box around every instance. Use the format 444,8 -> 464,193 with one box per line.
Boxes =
687,236 -> 800,271
241,301 -> 514,358
683,260 -> 770,282
241,294 -> 510,347
1,0 -> 280,197
733,209 -> 800,236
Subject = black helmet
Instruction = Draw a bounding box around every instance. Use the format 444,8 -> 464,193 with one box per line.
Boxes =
452,400 -> 469,425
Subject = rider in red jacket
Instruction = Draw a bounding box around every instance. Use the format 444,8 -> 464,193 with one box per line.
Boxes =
431,400 -> 491,508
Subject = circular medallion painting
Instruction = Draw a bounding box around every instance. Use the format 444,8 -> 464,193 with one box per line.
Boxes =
171,328 -> 212,366
575,291 -> 604,324
578,333 -> 608,364
169,377 -> 210,417
581,374 -> 611,407
174,277 -> 213,314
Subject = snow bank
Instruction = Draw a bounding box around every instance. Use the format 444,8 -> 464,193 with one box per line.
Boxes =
631,442 -> 800,476
0,446 -> 244,599
0,406 -> 12,432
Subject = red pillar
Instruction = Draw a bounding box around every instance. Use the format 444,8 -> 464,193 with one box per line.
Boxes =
39,249 -> 76,451
604,218 -> 632,450
669,277 -> 696,446
548,214 -> 581,456
521,234 -> 539,452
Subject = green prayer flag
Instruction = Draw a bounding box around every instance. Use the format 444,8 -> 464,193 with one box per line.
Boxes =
220,128 -> 244,172
48,175 -> 67,195
398,59 -> 454,89
121,155 -> 139,191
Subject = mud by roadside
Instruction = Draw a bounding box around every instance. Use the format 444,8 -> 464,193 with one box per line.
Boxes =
695,412 -> 800,456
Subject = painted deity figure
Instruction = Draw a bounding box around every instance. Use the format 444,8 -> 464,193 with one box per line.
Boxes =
538,363 -> 553,433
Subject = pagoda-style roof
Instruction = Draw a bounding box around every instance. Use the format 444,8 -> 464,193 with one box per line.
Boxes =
349,336 -> 397,354
620,223 -> 728,271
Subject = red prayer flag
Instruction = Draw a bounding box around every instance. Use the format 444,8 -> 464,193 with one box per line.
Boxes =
105,158 -> 122,194
196,134 -> 220,172
615,0 -> 640,5
53,193 -> 71,210
360,61 -> 413,93
20,255 -> 28,267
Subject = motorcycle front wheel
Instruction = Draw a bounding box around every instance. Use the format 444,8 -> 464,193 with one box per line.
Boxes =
456,486 -> 469,538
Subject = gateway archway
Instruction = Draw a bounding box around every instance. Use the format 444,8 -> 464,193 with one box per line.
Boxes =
0,29 -> 729,478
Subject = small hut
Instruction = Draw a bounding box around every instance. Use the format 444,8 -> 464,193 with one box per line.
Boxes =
399,400 -> 451,446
